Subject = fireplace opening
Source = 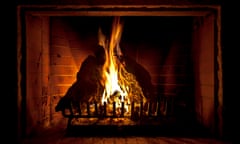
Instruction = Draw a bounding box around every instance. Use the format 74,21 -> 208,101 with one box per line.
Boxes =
18,5 -> 223,138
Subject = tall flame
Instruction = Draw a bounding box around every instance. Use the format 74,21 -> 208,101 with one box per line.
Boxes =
99,17 -> 128,111
99,17 -> 146,115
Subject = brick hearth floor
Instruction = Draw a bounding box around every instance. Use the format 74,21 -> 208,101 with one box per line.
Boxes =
20,127 -> 232,144
22,136 -> 232,144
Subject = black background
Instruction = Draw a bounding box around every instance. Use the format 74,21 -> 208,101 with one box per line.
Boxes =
3,0 -> 237,143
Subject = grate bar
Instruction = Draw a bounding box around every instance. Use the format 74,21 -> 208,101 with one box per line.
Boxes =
61,101 -> 164,118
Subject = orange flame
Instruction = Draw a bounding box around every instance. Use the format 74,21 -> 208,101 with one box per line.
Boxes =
99,17 -> 129,113
98,17 -> 146,115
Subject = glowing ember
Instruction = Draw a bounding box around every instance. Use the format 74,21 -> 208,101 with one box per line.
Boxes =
98,17 -> 147,116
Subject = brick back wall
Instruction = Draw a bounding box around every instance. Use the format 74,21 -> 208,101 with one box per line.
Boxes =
48,16 -> 195,124
49,17 -> 99,124
50,18 -> 77,124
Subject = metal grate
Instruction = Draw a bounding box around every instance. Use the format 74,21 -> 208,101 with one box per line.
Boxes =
61,101 -> 163,119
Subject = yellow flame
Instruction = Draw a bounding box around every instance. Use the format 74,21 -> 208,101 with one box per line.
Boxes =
99,17 -> 129,112
99,17 -> 146,115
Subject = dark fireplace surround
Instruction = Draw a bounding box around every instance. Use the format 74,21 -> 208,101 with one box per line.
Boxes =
17,5 -> 223,138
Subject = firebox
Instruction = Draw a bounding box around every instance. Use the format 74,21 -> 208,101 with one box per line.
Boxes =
17,5 -> 223,138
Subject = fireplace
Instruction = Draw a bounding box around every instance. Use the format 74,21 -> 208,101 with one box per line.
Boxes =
17,5 -> 223,138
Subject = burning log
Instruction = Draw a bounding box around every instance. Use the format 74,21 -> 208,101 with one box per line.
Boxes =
121,52 -> 155,102
56,17 -> 158,123
55,45 -> 105,113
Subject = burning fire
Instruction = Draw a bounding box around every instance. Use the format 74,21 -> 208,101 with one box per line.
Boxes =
98,17 -> 146,116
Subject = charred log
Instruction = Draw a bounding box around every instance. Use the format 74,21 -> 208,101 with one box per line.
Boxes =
123,55 -> 155,101
55,46 -> 105,112
55,45 -> 156,115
